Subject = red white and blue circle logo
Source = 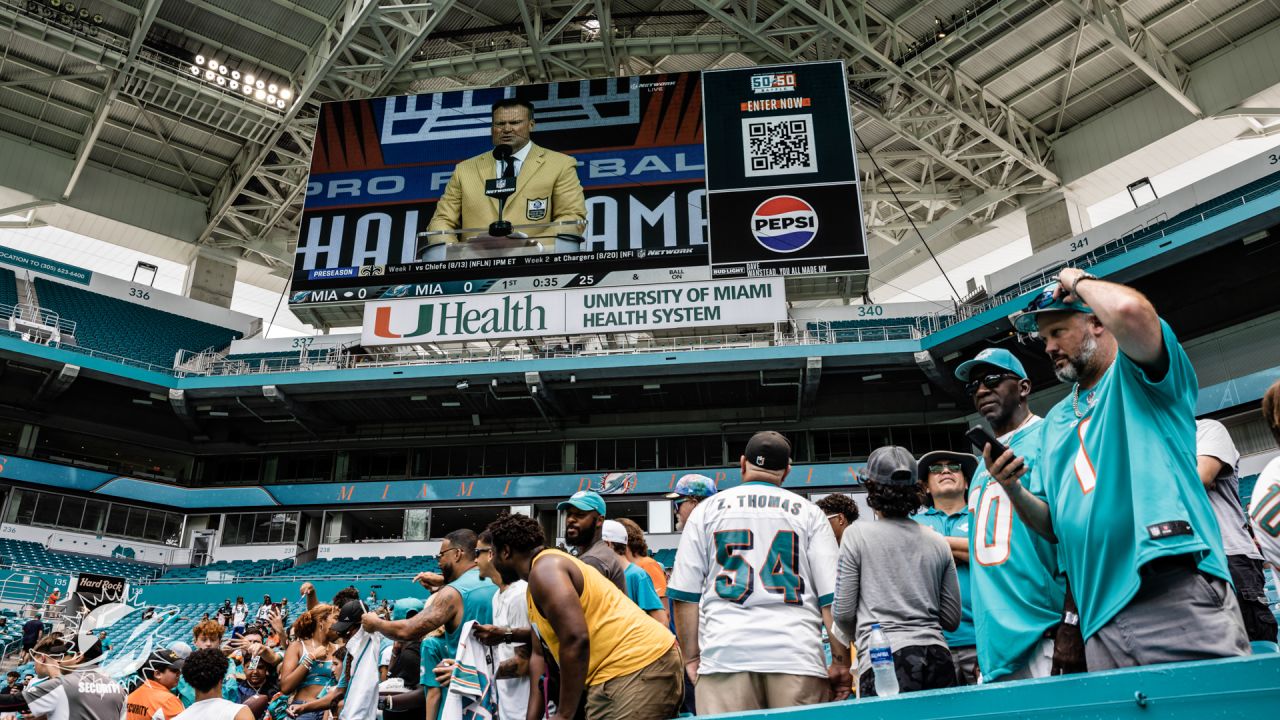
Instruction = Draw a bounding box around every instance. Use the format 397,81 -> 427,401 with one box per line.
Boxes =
751,195 -> 818,253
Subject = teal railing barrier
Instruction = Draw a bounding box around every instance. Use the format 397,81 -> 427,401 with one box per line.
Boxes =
717,653 -> 1280,719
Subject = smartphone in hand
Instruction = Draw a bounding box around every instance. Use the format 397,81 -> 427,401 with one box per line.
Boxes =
965,425 -> 1010,461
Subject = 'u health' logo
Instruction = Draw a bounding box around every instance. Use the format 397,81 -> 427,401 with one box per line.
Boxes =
751,195 -> 818,253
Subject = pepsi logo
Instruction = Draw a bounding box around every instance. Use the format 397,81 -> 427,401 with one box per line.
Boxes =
751,195 -> 818,253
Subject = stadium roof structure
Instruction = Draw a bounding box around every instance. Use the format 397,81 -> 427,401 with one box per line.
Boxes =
2,0 -> 1280,321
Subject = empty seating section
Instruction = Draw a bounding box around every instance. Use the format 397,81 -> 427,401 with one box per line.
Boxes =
33,279 -> 242,368
0,267 -> 18,309
808,318 -> 926,343
159,559 -> 291,580
99,600 -> 270,657
223,349 -> 334,372
0,538 -> 159,579
269,555 -> 440,579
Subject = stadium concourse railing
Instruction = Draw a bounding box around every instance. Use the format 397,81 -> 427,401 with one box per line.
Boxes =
198,326 -> 925,377
141,570 -> 417,586
946,172 -> 1280,328
1,303 -> 76,337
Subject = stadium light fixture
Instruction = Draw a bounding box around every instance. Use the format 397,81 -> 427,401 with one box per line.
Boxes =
279,88 -> 292,100
455,379 -> 470,390
255,89 -> 266,100
189,65 -> 200,75
409,395 -> 428,401
642,383 -> 661,390
195,54 -> 205,65
592,393 -> 612,400
861,373 -> 883,381
205,70 -> 216,81
441,401 -> 461,407
276,99 -> 286,109
208,411 -> 229,417
1127,177 -> 1158,207
268,83 -> 278,94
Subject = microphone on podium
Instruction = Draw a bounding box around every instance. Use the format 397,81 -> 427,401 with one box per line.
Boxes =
485,144 -> 517,237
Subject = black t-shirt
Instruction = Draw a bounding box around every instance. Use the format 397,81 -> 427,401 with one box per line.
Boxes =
22,619 -> 43,646
388,643 -> 420,689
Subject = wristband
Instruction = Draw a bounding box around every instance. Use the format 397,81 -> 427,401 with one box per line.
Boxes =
503,630 -> 513,644
1069,272 -> 1097,297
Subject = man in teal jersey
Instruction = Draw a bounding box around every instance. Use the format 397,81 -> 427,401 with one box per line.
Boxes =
955,348 -> 1066,681
989,270 -> 1248,669
361,529 -> 498,660
913,449 -> 978,684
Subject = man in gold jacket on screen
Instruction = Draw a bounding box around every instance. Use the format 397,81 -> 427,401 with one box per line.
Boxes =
426,98 -> 587,244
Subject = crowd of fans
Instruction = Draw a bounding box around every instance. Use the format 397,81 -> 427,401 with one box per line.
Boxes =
1,271 -> 1279,720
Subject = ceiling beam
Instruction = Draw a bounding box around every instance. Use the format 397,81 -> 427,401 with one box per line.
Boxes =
62,0 -> 163,199
1060,0 -> 1202,118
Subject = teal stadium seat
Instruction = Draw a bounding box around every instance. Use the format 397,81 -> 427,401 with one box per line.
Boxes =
33,279 -> 242,368
159,559 -> 290,580
808,318 -> 925,343
0,538 -> 160,579
0,267 -> 19,309
266,554 -> 440,579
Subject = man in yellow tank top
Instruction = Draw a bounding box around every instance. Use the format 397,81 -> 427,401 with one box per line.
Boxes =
487,513 -> 683,720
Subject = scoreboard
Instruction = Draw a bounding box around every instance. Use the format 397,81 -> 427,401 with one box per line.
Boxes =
290,61 -> 866,316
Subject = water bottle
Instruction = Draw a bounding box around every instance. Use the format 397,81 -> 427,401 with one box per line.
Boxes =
868,623 -> 899,697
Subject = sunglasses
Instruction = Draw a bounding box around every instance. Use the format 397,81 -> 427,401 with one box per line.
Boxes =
929,463 -> 963,474
475,547 -> 492,555
1026,286 -> 1059,311
965,373 -> 1017,396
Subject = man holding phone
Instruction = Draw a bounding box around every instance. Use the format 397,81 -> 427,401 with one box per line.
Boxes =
988,271 -> 1247,669
955,348 -> 1067,681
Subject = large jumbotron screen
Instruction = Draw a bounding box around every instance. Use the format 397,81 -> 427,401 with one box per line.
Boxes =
291,63 -> 865,307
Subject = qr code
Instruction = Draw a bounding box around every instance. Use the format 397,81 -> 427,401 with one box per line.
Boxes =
742,114 -> 818,177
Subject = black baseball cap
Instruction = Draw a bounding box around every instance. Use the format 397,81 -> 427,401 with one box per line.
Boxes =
864,446 -> 917,486
330,600 -> 366,635
143,648 -> 183,676
743,431 -> 792,471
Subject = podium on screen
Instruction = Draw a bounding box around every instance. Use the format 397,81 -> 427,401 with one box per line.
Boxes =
416,220 -> 586,261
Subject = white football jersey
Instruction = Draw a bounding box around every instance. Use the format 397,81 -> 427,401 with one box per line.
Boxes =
1248,457 -> 1280,568
668,480 -> 838,677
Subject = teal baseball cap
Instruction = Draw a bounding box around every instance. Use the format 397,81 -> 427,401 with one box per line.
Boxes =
558,490 -> 607,516
391,597 -> 424,621
1011,283 -> 1093,333
955,348 -> 1027,382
